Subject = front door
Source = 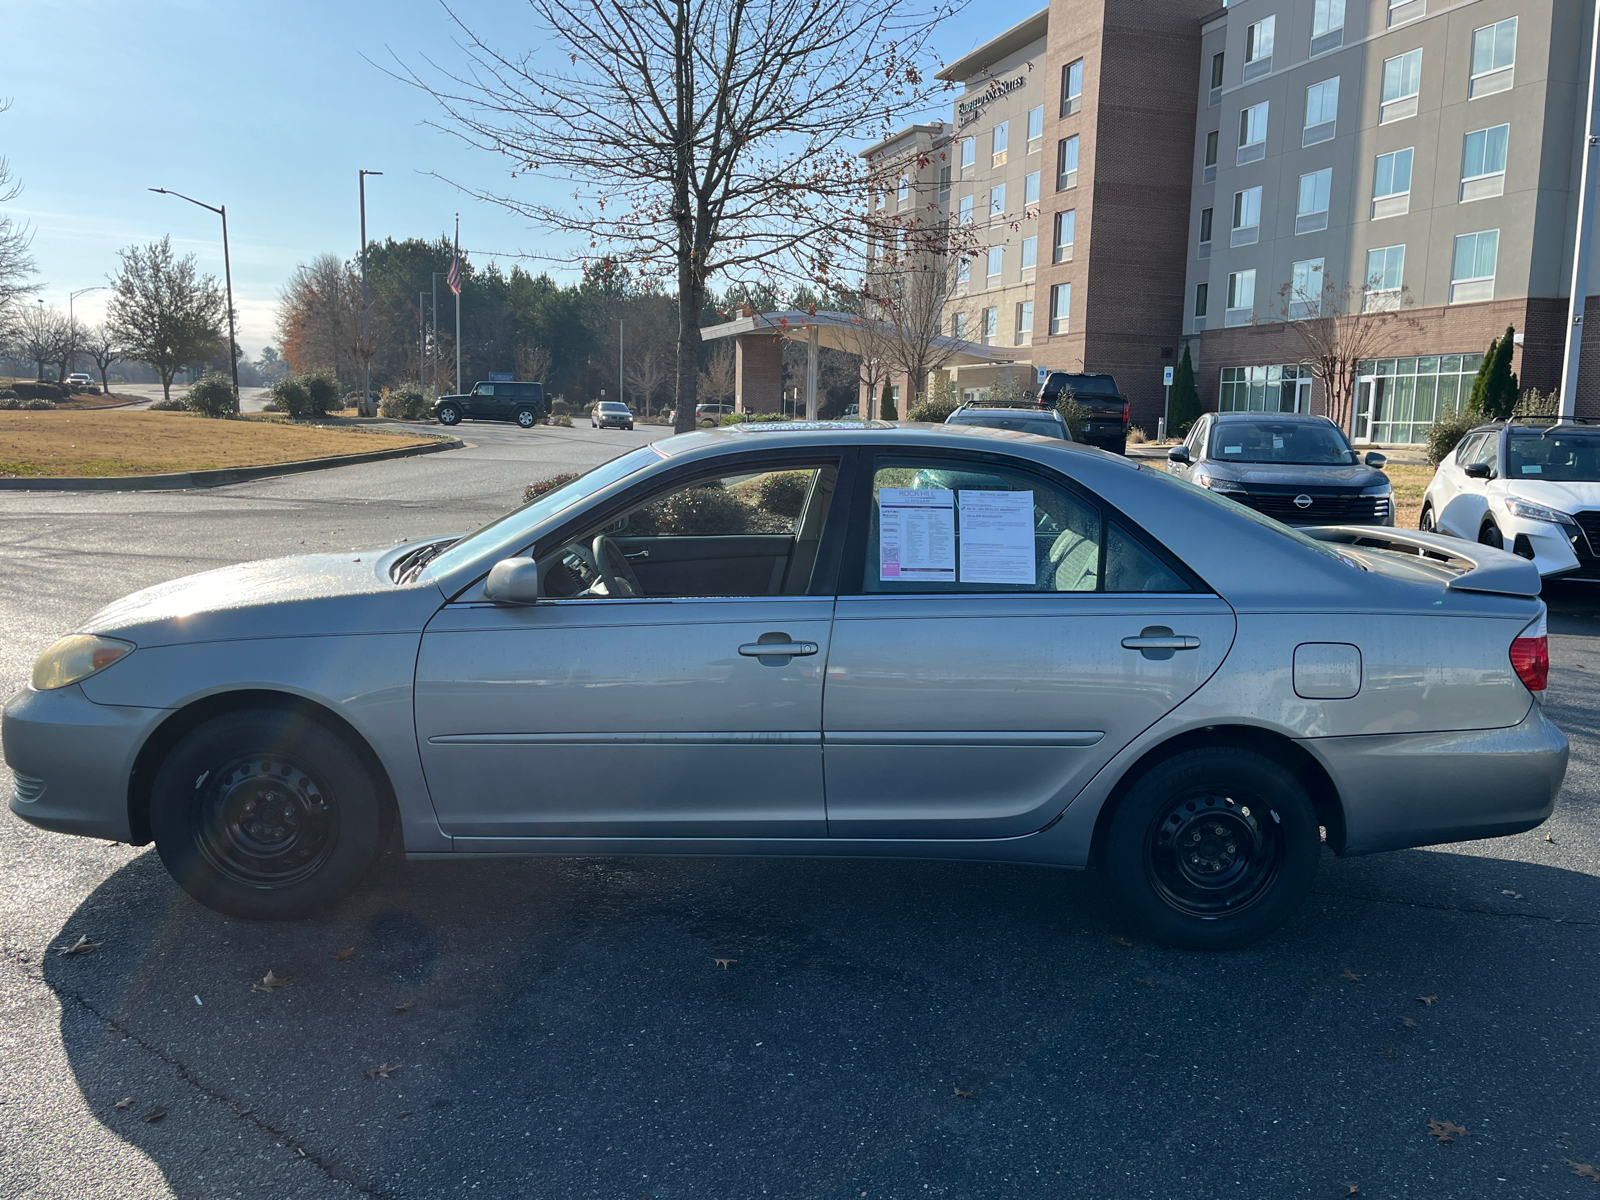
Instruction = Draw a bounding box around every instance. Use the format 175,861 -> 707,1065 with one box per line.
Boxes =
822,451 -> 1236,840
1352,375 -> 1382,443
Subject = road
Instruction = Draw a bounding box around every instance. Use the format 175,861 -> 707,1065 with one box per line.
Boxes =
107,383 -> 275,412
0,426 -> 1598,1199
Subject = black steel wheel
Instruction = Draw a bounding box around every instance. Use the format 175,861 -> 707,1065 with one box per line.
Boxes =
149,709 -> 387,919
1104,746 -> 1320,949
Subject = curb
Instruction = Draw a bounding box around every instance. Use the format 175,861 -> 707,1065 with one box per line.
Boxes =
0,436 -> 463,493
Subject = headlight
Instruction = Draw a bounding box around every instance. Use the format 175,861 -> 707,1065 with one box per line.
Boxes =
1193,472 -> 1243,494
1361,483 -> 1394,497
31,635 -> 135,691
1503,496 -> 1578,526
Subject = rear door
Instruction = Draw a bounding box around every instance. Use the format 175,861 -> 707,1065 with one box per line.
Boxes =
822,448 -> 1235,839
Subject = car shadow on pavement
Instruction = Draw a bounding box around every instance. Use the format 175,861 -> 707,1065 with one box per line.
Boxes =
41,841 -> 1600,1199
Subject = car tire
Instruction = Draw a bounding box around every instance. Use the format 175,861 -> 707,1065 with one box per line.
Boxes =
1479,520 -> 1505,550
1107,438 -> 1127,456
148,709 -> 387,920
1419,504 -> 1436,532
1103,746 -> 1321,950
436,404 -> 462,426
516,408 -> 536,429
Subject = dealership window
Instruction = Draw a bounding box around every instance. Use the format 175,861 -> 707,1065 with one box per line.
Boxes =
1381,49 -> 1422,123
1311,0 -> 1345,55
1050,283 -> 1071,335
1020,235 -> 1038,275
1057,135 -> 1080,190
1198,206 -> 1213,258
1289,258 -> 1325,318
938,166 -> 951,204
1238,101 -> 1268,164
1461,124 -> 1509,201
1244,15 -> 1275,82
990,183 -> 1006,217
1015,300 -> 1034,346
982,306 -> 998,345
1451,229 -> 1499,303
1203,129 -> 1219,183
1471,17 -> 1517,98
986,245 -> 1003,284
1372,147 -> 1413,219
951,311 -> 967,340
1359,353 -> 1486,444
1053,209 -> 1076,263
958,195 -> 974,225
1027,105 -> 1044,153
1024,171 -> 1040,206
1226,269 -> 1256,327
1296,168 -> 1331,234
960,137 -> 976,173
1232,185 -> 1262,247
1193,282 -> 1209,331
1209,51 -> 1225,105
1303,77 -> 1339,146
1220,365 -> 1313,413
1062,58 -> 1084,116
1363,244 -> 1405,311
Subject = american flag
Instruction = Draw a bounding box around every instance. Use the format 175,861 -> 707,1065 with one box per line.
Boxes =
446,248 -> 461,296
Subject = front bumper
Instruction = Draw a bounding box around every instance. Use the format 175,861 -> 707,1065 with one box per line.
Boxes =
1304,703 -> 1567,856
596,418 -> 633,427
3,683 -> 162,842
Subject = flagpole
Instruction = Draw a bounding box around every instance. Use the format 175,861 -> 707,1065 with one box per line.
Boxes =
454,213 -> 462,395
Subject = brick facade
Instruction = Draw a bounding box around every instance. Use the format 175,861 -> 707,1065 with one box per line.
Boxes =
734,334 -> 783,414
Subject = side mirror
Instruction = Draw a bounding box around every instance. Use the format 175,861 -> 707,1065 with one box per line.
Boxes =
484,557 -> 542,605
1167,446 -> 1192,465
1364,451 -> 1388,468
1463,462 -> 1492,479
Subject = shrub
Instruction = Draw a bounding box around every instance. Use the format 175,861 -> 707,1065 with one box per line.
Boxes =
879,382 -> 896,421
380,384 -> 431,421
550,412 -> 573,427
11,381 -> 70,403
749,470 -> 811,519
304,372 -> 343,417
1167,344 -> 1201,439
1514,387 -> 1558,418
149,395 -> 189,411
523,472 -> 582,505
718,411 -> 790,425
1478,326 -> 1519,419
185,373 -> 238,418
1426,406 -> 1479,466
1127,426 -> 1148,444
270,372 -> 342,420
908,394 -> 959,423
551,398 -> 575,417
22,397 -> 56,410
1052,391 -> 1091,440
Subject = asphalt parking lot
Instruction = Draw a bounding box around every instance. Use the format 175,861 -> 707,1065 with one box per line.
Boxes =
1,425 -> 1599,1199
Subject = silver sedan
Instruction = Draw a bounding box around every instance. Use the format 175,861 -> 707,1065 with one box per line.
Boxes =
3,423 -> 1568,948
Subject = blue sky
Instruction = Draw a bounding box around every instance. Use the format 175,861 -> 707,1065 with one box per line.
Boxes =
6,0 -> 1008,354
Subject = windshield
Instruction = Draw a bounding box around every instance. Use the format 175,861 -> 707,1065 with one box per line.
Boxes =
948,412 -> 1066,438
599,403 -> 627,412
1209,419 -> 1355,465
1506,430 -> 1600,481
418,445 -> 661,583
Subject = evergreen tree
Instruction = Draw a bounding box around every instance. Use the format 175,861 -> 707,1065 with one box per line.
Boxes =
1467,333 -> 1498,412
1167,344 -> 1201,438
879,381 -> 896,420
1481,324 -> 1519,419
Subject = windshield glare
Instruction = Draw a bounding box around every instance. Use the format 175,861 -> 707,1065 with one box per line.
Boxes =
1506,431 -> 1600,481
1210,419 -> 1355,465
418,445 -> 661,583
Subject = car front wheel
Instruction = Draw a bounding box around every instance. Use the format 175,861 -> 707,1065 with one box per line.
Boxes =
436,404 -> 462,426
148,709 -> 387,920
1479,520 -> 1505,550
1104,746 -> 1320,950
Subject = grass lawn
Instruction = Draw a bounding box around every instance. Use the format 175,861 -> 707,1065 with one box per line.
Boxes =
1385,462 -> 1433,531
0,411 -> 438,478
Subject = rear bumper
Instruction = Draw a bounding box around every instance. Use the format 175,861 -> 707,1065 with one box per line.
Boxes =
1303,704 -> 1567,856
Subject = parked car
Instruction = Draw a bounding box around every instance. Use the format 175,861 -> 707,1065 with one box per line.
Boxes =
1422,419 -> 1600,580
591,401 -> 635,430
1039,371 -> 1129,454
434,380 -> 547,429
6,423 -> 1564,949
1166,411 -> 1393,527
668,402 -> 735,426
944,401 -> 1071,440
64,373 -> 96,390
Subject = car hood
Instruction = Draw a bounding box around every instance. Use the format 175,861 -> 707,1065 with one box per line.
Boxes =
81,551 -> 448,648
1500,478 -> 1600,513
1203,461 -> 1387,489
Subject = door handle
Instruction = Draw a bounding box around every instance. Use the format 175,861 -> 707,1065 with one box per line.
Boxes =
738,641 -> 819,658
623,549 -> 650,560
1121,635 -> 1201,651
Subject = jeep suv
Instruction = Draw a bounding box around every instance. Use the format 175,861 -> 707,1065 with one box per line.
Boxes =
434,380 -> 547,429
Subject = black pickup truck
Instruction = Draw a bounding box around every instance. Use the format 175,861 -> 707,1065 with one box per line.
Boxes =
434,380 -> 547,429
1039,371 -> 1129,455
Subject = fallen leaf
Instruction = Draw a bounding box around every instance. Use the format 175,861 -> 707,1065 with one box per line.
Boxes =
1545,834 -> 1556,844
1375,1048 -> 1397,1059
1427,1118 -> 1469,1143
143,1105 -> 167,1124
953,1086 -> 972,1099
395,1002 -> 413,1014
58,934 -> 101,956
1401,1016 -> 1419,1028
1134,976 -> 1154,987
1344,1187 -> 1361,1197
114,1096 -> 134,1110
364,1062 -> 400,1080
1341,968 -> 1362,981
1502,890 -> 1523,900
1416,995 -> 1439,1006
713,957 -> 737,969
1110,935 -> 1134,947
250,970 -> 291,993
332,946 -> 356,962
1567,1160 -> 1600,1181
296,1147 -> 307,1158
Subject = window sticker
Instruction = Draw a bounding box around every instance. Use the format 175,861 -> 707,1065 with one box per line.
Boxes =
879,488 -> 955,581
958,490 -> 1037,585
1224,445 -> 1243,454
1522,465 -> 1542,474
1272,436 -> 1284,449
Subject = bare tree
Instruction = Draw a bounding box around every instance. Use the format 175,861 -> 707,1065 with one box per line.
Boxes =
861,240 -> 975,411
625,346 -> 670,416
83,324 -> 122,393
1271,278 -> 1418,435
404,0 -> 959,433
14,305 -> 72,381
0,100 -> 39,340
54,317 -> 86,385
515,343 -> 552,384
696,342 -> 735,408
108,236 -> 227,402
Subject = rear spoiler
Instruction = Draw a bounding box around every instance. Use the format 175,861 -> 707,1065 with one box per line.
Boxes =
1302,526 -> 1542,597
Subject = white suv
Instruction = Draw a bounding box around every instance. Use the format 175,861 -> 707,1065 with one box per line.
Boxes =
1422,420 -> 1600,579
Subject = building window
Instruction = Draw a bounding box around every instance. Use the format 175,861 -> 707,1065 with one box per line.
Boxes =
951,311 -> 967,339
990,184 -> 1006,217
1225,269 -> 1256,327
1289,258 -> 1325,318
938,166 -> 951,204
1203,129 -> 1219,183
1295,169 -> 1331,234
1057,135 -> 1080,190
1209,51 -> 1225,106
1050,283 -> 1071,335
1381,49 -> 1422,124
1471,17 -> 1516,97
992,121 -> 1009,168
1244,16 -> 1275,82
1193,282 -> 1209,332
957,257 -> 971,290
1020,236 -> 1038,274
1220,365 -> 1314,414
1238,100 -> 1268,164
958,195 -> 973,225
1359,353 -> 1486,445
1311,0 -> 1345,55
982,306 -> 998,345
1198,206 -> 1213,258
1451,229 -> 1499,303
1024,171 -> 1040,207
896,176 -> 910,210
960,137 -> 976,171
1027,105 -> 1044,153
1015,300 -> 1033,345
1303,77 -> 1339,146
1061,58 -> 1084,117
1364,244 -> 1405,310
1053,209 -> 1075,263
986,245 -> 1003,284
1461,124 -> 1510,201
1389,0 -> 1425,28
1232,185 -> 1262,247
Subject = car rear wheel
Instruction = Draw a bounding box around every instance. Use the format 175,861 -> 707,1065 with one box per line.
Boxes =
516,408 -> 537,429
148,709 -> 387,920
436,403 -> 462,426
1479,520 -> 1505,550
1104,747 -> 1320,950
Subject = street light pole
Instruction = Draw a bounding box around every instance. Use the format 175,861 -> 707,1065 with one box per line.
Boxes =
149,188 -> 240,408
359,169 -> 383,417
419,291 -> 426,391
68,286 -> 106,327
432,271 -> 443,397
619,319 -> 624,413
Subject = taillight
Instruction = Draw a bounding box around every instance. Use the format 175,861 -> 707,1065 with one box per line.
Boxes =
1122,400 -> 1130,426
1510,611 -> 1549,693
